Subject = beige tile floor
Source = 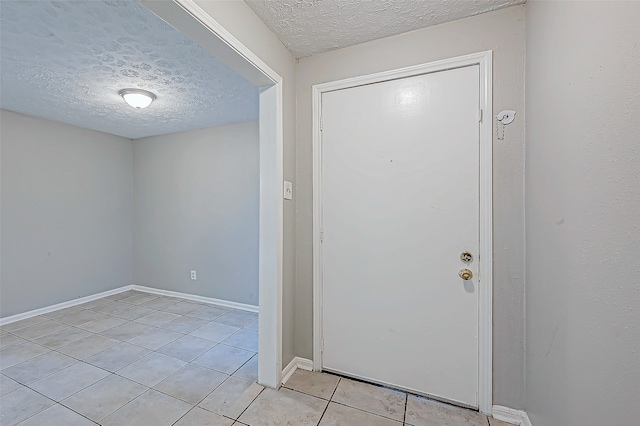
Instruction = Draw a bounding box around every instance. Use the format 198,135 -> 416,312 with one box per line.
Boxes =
0,290 -> 512,426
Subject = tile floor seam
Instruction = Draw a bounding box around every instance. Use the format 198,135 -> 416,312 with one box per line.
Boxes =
231,352 -> 258,373
9,324 -> 79,346
313,397 -> 332,425
9,319 -> 70,341
58,373 -> 148,422
3,352 -> 77,386
168,407 -> 192,426
282,372 -> 340,402
227,383 -> 265,423
95,385 -> 156,424
329,376 -> 341,399
149,368 -> 228,407
1,296 -> 358,426
402,391 -> 408,424
0,386 -> 56,425
82,348 -> 149,372
24,361 -> 112,401
332,376 -> 410,423
111,370 -> 156,388
328,400 -> 406,424
109,349 -> 249,387
193,383 -> 262,422
0,341 -> 53,370
65,340 -> 150,362
55,400 -> 104,425
280,385 -> 327,401
312,375 -> 342,425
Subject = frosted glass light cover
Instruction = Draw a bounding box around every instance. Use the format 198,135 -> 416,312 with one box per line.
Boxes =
119,89 -> 156,109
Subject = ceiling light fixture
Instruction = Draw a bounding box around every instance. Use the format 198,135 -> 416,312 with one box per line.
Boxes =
118,88 -> 156,109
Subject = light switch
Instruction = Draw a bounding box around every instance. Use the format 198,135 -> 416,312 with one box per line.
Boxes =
284,181 -> 293,200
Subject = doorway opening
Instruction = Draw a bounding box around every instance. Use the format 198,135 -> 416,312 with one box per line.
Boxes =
146,0 -> 284,388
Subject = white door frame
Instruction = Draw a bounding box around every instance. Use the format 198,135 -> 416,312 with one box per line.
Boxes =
312,51 -> 493,413
144,0 -> 284,389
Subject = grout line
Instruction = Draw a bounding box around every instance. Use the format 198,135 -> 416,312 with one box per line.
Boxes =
314,376 -> 342,425
97,383 -> 155,423
280,384 -> 332,402
58,402 -> 99,425
329,376 -> 341,400
329,400 -> 405,423
57,372 -> 142,423
403,391 -> 408,424
0,387 -> 54,424
223,380 -> 265,423
1,294 -> 262,425
149,369 -> 228,410
325,373 -> 410,424
170,405 -> 196,426
315,402 -> 331,425
16,362 -> 115,424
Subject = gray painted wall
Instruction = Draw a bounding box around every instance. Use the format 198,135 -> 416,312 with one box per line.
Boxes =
193,0 -> 298,369
0,109 -> 133,317
3,0 -> 300,373
525,1 -> 640,425
296,5 -> 526,409
133,122 -> 259,306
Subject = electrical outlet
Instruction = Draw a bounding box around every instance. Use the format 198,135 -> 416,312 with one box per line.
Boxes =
190,270 -> 197,280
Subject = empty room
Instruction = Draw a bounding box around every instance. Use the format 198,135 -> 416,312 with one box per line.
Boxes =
0,1 -> 637,426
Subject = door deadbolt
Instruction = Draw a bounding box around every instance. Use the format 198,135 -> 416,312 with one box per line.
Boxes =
460,251 -> 473,263
459,269 -> 473,280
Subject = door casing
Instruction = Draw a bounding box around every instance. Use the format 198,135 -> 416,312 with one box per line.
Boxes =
311,51 -> 493,414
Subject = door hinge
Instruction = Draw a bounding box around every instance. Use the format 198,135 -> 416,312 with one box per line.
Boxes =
320,116 -> 323,131
479,108 -> 483,123
320,227 -> 324,243
321,338 -> 325,352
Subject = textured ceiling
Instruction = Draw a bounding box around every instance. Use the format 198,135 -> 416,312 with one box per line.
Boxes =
0,0 -> 259,139
245,0 -> 525,58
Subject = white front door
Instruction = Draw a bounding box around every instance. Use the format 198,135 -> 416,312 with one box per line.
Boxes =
320,65 -> 481,407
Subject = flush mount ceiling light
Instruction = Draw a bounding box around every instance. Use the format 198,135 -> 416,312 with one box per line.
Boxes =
118,88 -> 156,109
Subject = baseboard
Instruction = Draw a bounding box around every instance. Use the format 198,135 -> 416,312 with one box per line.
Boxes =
281,357 -> 313,385
492,405 -> 532,426
1,284 -> 259,326
131,285 -> 259,313
0,285 -> 133,326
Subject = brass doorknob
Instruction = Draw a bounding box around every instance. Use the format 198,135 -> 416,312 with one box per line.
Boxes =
459,269 -> 473,280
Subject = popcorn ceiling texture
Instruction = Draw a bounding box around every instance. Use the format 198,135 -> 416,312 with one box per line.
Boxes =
0,0 -> 259,139
245,0 -> 525,58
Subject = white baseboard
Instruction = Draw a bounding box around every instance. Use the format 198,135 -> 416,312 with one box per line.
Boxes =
281,357 -> 313,385
131,285 -> 258,313
0,285 -> 133,326
1,285 -> 259,326
492,405 -> 532,426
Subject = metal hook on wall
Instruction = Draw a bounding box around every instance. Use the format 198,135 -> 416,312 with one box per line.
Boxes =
496,110 -> 516,140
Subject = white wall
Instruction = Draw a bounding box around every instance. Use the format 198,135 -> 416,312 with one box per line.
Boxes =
192,0 -> 298,368
0,109 -> 133,316
296,5 -> 527,409
525,1 -> 640,424
133,122 -> 259,306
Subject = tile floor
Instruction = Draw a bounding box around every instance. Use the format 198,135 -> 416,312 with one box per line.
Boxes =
0,290 -> 511,426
